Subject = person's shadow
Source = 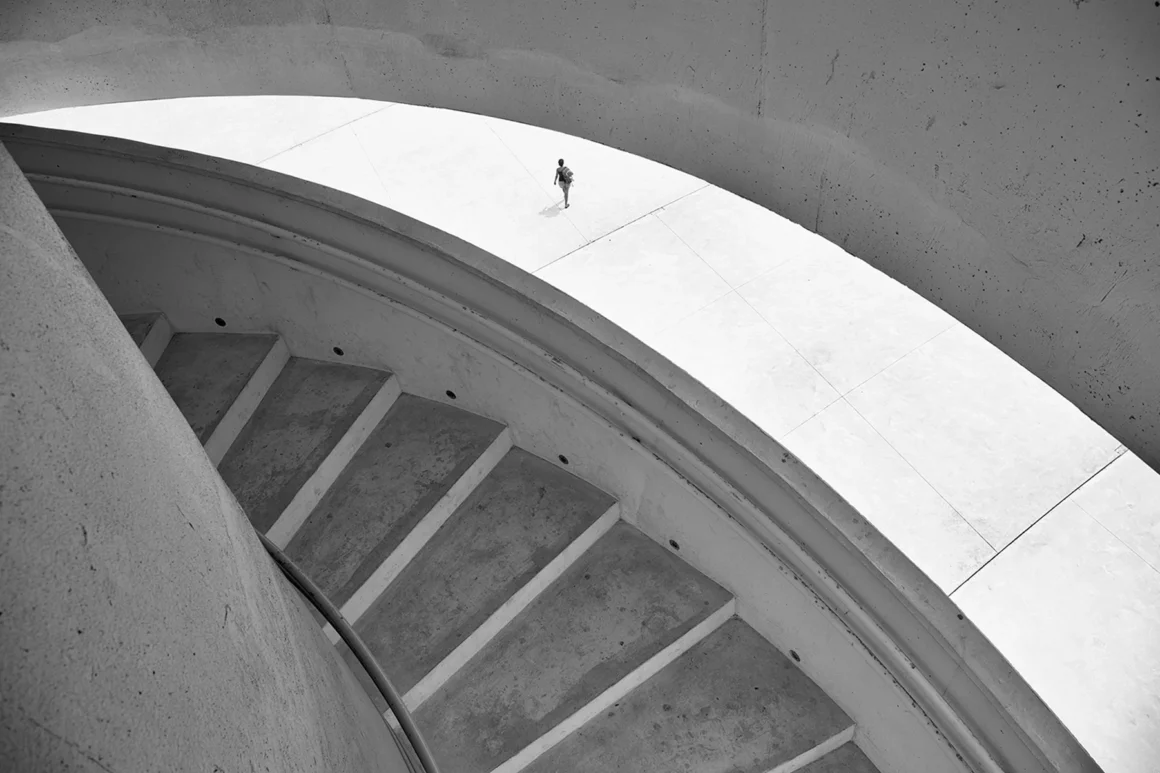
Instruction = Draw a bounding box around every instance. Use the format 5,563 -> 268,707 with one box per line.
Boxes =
539,202 -> 563,218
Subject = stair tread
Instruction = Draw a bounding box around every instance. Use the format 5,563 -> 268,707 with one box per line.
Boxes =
120,312 -> 162,347
219,357 -> 390,532
155,332 -> 277,443
800,742 -> 881,773
524,618 -> 852,773
417,522 -> 731,773
354,448 -> 614,695
286,394 -> 505,605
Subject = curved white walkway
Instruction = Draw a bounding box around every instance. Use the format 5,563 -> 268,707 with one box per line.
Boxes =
12,96 -> 1160,773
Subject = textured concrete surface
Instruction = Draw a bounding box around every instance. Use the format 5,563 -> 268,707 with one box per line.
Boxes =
219,357 -> 389,532
845,325 -> 1122,548
154,332 -> 277,443
22,95 -> 1124,585
800,743 -> 881,773
735,249 -> 957,395
525,618 -> 851,773
953,497 -> 1160,773
121,311 -> 160,346
11,97 -> 1156,772
1,1 -> 1157,475
287,394 -> 505,604
354,449 -> 614,693
416,522 -> 731,773
1071,452 -> 1160,573
0,142 -> 405,773
782,400 -> 993,591
651,293 -> 840,438
537,213 -> 732,345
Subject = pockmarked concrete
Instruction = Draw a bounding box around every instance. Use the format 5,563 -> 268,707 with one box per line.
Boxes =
9,95 -> 1160,773
2,0 -> 1157,473
289,394 -> 505,604
524,618 -> 854,773
155,332 -> 278,442
355,449 -> 614,694
219,357 -> 389,531
416,522 -> 730,773
0,141 -> 406,773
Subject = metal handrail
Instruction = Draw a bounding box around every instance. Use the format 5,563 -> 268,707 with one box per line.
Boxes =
257,531 -> 442,773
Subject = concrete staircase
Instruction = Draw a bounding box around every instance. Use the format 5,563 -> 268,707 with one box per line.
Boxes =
123,310 -> 879,773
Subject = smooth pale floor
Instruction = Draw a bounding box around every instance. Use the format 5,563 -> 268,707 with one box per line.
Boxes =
12,96 -> 1158,773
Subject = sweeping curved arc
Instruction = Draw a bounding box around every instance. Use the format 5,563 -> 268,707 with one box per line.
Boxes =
0,123 -> 1099,773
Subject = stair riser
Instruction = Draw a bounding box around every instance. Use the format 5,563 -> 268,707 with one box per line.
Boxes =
403,503 -> 621,711
339,428 -> 513,626
491,601 -> 737,773
204,337 -> 290,467
267,376 -> 402,548
126,316 -> 880,773
77,197 -> 958,773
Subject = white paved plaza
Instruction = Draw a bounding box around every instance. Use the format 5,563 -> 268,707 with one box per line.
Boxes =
13,96 -> 1160,773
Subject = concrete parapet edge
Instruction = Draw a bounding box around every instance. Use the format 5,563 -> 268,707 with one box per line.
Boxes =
0,123 -> 1102,773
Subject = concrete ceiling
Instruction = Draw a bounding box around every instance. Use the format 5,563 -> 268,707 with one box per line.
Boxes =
2,0 -> 1158,469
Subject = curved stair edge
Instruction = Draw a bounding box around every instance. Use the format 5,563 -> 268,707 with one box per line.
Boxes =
0,122 -> 1101,773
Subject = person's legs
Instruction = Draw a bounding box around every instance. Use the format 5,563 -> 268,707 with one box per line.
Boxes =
562,182 -> 571,208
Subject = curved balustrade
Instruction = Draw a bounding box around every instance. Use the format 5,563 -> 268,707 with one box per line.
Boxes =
0,122 -> 1100,773
259,532 -> 441,773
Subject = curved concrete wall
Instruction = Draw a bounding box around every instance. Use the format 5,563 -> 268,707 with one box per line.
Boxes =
1,0 -> 1158,471
0,143 -> 406,773
2,123 -> 1101,773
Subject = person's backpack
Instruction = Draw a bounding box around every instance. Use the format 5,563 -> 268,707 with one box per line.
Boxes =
559,166 -> 574,184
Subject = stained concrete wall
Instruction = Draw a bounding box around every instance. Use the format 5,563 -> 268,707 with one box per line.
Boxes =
0,0 -> 1157,472
0,142 -> 405,772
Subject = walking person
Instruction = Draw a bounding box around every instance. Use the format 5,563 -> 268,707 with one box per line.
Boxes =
553,158 -> 574,208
